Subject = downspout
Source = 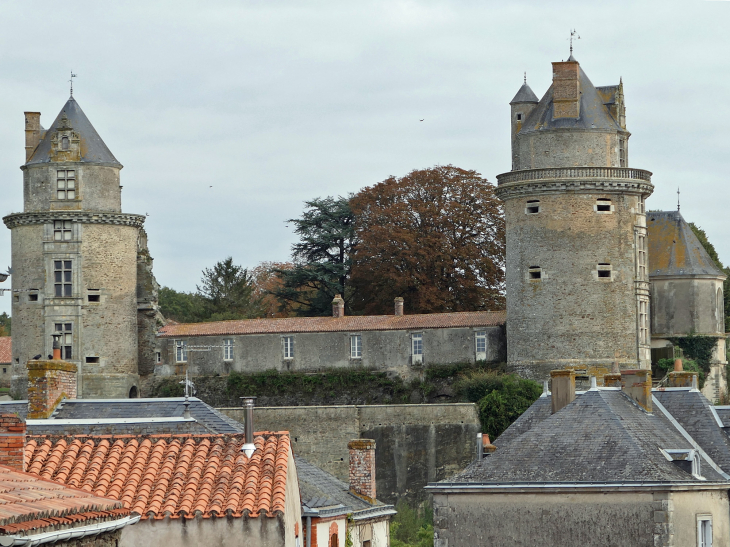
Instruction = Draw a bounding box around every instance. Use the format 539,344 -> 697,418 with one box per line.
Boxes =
306,516 -> 312,547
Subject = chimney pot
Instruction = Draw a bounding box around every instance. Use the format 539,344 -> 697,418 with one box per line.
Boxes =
240,397 -> 256,457
620,369 -> 652,412
550,369 -> 576,414
332,294 -> 345,318
394,297 -> 404,316
674,358 -> 683,372
348,439 -> 377,502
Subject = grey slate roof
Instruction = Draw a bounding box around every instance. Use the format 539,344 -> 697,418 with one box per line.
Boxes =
450,389 -> 726,484
26,97 -> 121,167
295,455 -> 395,516
510,83 -> 538,104
519,66 -> 621,134
647,211 -> 726,278
492,394 -> 551,447
0,397 -> 243,435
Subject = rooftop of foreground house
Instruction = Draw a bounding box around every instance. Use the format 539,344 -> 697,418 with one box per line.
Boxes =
0,337 -> 10,364
0,464 -> 131,535
158,310 -> 506,338
24,432 -> 291,520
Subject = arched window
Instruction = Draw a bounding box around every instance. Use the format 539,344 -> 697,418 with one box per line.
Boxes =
61,136 -> 69,150
129,386 -> 138,398
330,533 -> 338,547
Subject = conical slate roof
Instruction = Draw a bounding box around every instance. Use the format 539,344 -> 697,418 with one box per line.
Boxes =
25,97 -> 121,167
519,65 -> 621,133
510,83 -> 538,104
647,211 -> 726,278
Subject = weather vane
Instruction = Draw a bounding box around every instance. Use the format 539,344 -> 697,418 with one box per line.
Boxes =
569,29 -> 580,56
677,187 -> 681,212
69,71 -> 77,97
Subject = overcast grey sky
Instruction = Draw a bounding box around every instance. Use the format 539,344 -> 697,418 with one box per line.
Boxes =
0,0 -> 727,315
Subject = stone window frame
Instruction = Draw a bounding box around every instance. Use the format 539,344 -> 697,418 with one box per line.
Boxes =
528,266 -> 542,281
515,112 -> 523,122
55,169 -> 77,201
155,351 -> 161,364
525,199 -> 540,214
54,322 -> 73,360
594,263 -> 614,281
53,260 -> 73,297
697,514 -> 712,547
53,220 -> 73,241
223,338 -> 234,361
175,340 -> 188,363
350,334 -> 362,359
282,335 -> 294,360
594,198 -> 614,214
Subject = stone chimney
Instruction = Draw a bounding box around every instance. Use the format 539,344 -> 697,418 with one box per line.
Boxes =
604,373 -> 622,388
394,297 -> 404,316
620,369 -> 652,412
550,369 -> 575,414
332,294 -> 345,318
24,112 -> 42,162
0,414 -> 26,472
551,60 -> 580,119
27,360 -> 77,419
348,439 -> 376,502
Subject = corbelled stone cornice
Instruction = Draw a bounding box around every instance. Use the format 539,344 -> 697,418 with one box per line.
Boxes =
3,211 -> 145,229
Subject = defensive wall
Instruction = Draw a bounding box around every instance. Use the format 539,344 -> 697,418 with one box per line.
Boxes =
219,403 -> 481,504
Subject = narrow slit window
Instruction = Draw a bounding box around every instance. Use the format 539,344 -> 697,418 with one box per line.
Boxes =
88,294 -> 100,303
597,263 -> 612,279
28,294 -> 38,302
85,356 -> 99,364
596,198 -> 612,212
529,266 -> 542,280
526,200 -> 540,214
516,113 -> 522,121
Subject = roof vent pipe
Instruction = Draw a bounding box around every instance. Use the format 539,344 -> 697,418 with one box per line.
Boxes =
240,397 -> 256,458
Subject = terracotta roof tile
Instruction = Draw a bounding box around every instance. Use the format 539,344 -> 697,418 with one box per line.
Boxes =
26,433 -> 290,520
0,337 -> 10,364
159,311 -> 505,338
0,465 -> 128,534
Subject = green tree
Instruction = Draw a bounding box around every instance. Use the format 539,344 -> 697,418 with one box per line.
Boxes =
273,196 -> 356,316
0,312 -> 10,336
689,223 -> 729,332
197,257 -> 260,321
158,287 -> 206,323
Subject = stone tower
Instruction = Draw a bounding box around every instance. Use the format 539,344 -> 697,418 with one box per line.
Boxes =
3,97 -> 150,398
495,57 -> 654,380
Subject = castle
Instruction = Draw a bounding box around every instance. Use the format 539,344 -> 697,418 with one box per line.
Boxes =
2,97 -> 159,399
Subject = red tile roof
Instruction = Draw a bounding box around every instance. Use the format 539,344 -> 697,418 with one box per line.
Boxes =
159,311 -> 506,338
0,337 -> 10,364
25,432 -> 291,520
0,464 -> 128,535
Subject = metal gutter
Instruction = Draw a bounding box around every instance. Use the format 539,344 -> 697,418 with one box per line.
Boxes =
425,481 -> 730,494
0,514 -> 140,546
26,417 -> 195,426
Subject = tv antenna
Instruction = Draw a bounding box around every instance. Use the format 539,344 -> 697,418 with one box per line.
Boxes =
69,71 -> 77,97
569,29 -> 580,56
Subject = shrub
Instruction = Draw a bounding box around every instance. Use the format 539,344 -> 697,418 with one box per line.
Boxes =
390,501 -> 433,547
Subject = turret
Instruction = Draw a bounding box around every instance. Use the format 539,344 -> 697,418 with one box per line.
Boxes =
509,77 -> 538,170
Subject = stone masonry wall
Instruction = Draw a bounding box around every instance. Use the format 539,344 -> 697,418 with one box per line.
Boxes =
219,403 -> 480,504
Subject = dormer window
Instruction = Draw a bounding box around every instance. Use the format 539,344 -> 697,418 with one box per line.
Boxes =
525,200 -> 540,214
662,449 -> 703,480
61,136 -> 69,150
595,198 -> 613,213
56,170 -> 76,200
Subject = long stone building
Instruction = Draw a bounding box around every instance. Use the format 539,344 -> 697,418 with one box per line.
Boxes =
2,96 -> 160,399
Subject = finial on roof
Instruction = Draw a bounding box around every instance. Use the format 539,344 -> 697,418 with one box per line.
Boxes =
524,71 -> 527,85
569,29 -> 580,57
677,187 -> 681,212
69,71 -> 77,98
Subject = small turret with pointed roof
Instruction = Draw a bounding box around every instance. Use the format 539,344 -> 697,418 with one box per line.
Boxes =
510,74 -> 539,170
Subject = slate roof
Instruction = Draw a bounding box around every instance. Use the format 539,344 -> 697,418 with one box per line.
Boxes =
647,211 -> 726,278
448,389 -> 726,484
0,464 -> 129,535
491,394 -> 552,447
0,337 -> 10,364
295,456 -> 395,520
26,97 -> 121,167
25,432 -> 291,520
159,310 -> 505,338
510,83 -> 538,104
519,65 -> 622,134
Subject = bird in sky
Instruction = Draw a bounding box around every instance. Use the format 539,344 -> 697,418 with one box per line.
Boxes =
420,119 -> 424,122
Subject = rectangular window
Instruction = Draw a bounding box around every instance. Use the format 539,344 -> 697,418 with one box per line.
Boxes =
698,516 -> 712,547
639,300 -> 649,345
28,293 -> 38,302
619,138 -> 627,167
54,322 -> 73,360
283,336 -> 294,359
475,331 -> 487,357
412,333 -> 423,356
596,198 -> 612,213
175,340 -> 188,363
350,334 -> 362,359
85,356 -> 99,364
224,338 -> 234,360
56,170 -> 76,200
526,199 -> 540,214
638,234 -> 647,280
54,260 -> 73,297
53,220 -> 73,241
597,263 -> 612,280
529,266 -> 542,280
156,351 -> 161,363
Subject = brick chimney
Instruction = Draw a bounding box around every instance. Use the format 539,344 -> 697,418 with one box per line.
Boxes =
394,297 -> 404,316
27,360 -> 77,419
620,369 -> 652,412
550,369 -> 575,414
24,112 -> 42,162
551,60 -> 580,119
348,439 -> 376,502
0,414 -> 26,472
332,294 -> 345,318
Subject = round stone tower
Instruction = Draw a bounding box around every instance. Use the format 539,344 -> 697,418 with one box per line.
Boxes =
495,57 -> 654,380
3,97 -> 145,398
